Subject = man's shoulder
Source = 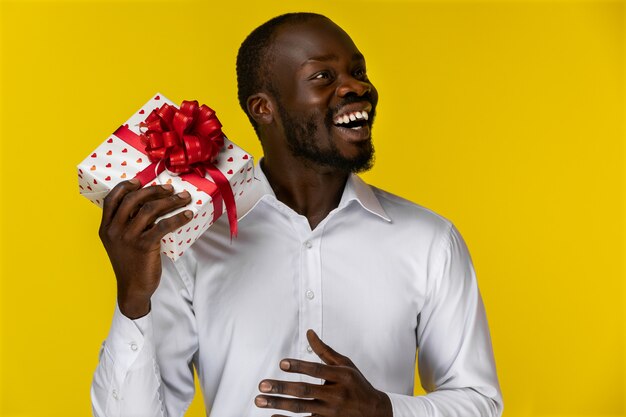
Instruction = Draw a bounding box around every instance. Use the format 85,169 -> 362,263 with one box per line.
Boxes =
368,183 -> 453,233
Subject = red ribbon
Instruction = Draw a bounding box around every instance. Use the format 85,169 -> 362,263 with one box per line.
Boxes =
113,100 -> 237,237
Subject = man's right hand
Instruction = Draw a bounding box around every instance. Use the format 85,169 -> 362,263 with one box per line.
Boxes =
99,178 -> 193,319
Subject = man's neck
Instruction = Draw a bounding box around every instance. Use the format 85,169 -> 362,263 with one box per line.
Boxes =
261,156 -> 349,230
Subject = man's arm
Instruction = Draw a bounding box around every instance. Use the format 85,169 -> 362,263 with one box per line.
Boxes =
91,179 -> 198,416
385,223 -> 503,416
91,255 -> 199,417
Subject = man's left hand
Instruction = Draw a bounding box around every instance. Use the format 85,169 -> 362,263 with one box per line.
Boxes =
254,329 -> 393,417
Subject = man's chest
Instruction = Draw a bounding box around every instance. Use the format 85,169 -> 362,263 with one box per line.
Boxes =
190,215 -> 429,363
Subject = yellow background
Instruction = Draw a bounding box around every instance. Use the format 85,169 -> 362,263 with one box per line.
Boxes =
0,0 -> 624,416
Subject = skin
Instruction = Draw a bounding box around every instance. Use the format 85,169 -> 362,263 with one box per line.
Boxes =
99,15 -> 391,416
247,17 -> 379,230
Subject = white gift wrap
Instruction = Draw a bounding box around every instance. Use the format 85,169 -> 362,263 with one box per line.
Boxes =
77,93 -> 255,261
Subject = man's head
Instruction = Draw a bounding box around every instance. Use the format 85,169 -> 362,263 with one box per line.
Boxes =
236,13 -> 378,173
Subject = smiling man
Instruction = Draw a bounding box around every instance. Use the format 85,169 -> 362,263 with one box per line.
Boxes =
91,12 -> 503,417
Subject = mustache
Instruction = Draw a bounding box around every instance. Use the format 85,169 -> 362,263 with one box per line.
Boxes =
331,93 -> 376,116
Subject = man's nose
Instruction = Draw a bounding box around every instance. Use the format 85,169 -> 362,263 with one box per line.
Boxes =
336,76 -> 371,98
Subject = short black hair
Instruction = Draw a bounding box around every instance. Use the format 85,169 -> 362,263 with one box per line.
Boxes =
236,12 -> 329,134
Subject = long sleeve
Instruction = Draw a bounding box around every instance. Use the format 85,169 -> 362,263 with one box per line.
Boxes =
91,254 -> 199,417
385,223 -> 503,417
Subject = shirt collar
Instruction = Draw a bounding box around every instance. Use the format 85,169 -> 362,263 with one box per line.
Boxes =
236,159 -> 391,223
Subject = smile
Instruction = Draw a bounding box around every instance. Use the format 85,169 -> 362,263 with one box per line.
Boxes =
333,104 -> 372,130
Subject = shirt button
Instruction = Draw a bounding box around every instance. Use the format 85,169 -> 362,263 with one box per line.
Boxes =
304,241 -> 313,249
305,290 -> 315,300
112,389 -> 118,399
130,342 -> 138,351
306,345 -> 313,353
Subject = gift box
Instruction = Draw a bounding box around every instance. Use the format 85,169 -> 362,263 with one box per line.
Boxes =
77,93 -> 255,261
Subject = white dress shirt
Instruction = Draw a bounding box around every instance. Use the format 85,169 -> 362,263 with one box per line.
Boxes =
91,162 -> 503,417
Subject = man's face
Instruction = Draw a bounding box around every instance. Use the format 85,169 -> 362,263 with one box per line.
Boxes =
267,18 -> 378,173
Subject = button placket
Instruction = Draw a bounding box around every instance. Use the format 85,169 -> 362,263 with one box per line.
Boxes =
300,235 -> 323,357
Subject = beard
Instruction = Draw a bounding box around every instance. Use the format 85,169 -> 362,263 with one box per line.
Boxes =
275,97 -> 375,173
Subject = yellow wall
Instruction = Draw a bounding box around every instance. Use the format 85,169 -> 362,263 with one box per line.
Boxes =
0,0 -> 624,416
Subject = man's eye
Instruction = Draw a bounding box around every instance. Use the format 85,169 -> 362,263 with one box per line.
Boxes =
354,68 -> 367,78
313,71 -> 330,79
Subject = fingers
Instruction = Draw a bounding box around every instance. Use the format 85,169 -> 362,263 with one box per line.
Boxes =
127,190 -> 192,235
278,358 -> 338,381
306,329 -> 353,367
110,184 -> 177,229
101,179 -> 141,228
258,379 -> 327,400
254,395 -> 329,415
144,209 -> 194,242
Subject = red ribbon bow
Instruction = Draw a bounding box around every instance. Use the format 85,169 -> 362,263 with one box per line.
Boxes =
114,100 -> 238,238
140,100 -> 224,176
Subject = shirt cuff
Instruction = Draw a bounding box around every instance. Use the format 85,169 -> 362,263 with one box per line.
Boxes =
385,391 -> 431,417
104,302 -> 155,372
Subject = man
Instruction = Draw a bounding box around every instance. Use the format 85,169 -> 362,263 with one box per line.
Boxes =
92,12 -> 503,417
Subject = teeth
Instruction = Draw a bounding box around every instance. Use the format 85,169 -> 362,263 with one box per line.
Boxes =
334,110 -> 370,125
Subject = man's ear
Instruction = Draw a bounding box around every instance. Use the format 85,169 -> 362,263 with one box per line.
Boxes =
246,93 -> 274,126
